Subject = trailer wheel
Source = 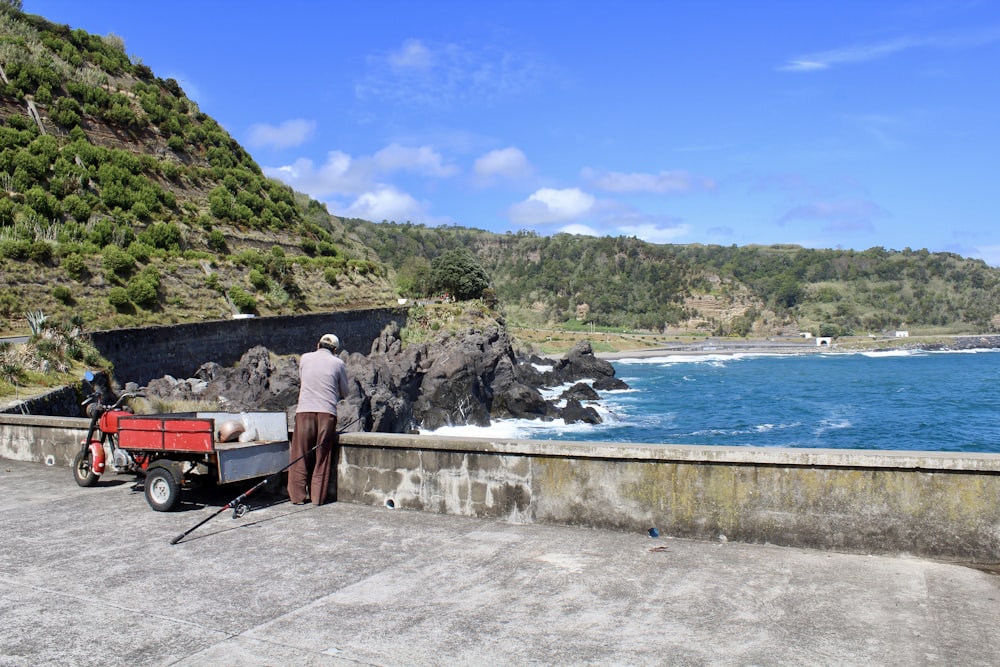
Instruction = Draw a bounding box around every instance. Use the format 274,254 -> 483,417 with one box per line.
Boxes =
72,450 -> 99,487
145,466 -> 181,512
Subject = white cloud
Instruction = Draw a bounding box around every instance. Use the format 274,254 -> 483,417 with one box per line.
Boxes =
776,28 -> 1000,73
780,60 -> 829,72
246,119 -> 317,150
342,186 -> 425,222
263,142 -> 459,202
778,198 -> 886,232
559,223 -> 602,237
972,245 -> 1000,268
388,39 -> 434,70
264,151 -> 371,198
615,223 -> 692,244
474,147 -> 532,180
582,168 -> 716,194
508,192 -> 693,243
356,38 -> 546,109
591,201 -> 691,244
373,143 -> 458,177
779,37 -> 918,72
508,188 -> 596,225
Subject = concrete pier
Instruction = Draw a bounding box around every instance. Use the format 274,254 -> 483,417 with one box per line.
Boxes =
1,459 -> 999,666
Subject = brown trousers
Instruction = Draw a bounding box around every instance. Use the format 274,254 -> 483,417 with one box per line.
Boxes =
287,412 -> 338,505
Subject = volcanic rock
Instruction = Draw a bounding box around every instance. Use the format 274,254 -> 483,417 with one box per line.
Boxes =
560,398 -> 601,424
140,323 -> 629,433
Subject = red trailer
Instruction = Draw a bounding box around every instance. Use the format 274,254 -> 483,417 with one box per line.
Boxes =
119,411 -> 289,511
74,403 -> 289,512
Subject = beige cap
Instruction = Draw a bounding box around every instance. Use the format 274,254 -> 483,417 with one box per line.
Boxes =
319,333 -> 340,349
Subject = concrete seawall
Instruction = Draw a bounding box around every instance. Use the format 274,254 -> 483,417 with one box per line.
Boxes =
3,413 -> 998,564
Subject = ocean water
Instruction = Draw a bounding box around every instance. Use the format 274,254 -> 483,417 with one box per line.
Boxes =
428,348 -> 1000,453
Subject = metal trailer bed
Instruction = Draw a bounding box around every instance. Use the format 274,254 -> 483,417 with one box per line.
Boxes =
116,411 -> 290,510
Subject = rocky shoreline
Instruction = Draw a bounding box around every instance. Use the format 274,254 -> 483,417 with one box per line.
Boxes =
143,322 -> 631,433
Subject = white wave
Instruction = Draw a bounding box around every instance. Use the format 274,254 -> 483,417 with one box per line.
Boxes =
421,390 -> 632,440
815,418 -> 852,433
538,380 -> 596,400
537,378 -> 638,402
421,413 -> 627,440
860,349 -> 926,358
604,386 -> 640,394
687,421 -> 801,438
422,420 -> 535,439
615,353 -> 737,365
614,351 -> 794,366
861,347 -> 1000,357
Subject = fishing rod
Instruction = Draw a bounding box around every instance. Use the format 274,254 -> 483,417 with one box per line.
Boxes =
169,411 -> 366,545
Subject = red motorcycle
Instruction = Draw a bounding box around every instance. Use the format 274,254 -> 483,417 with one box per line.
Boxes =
72,372 -> 145,488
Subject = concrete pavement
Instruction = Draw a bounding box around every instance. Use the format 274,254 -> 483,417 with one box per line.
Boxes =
1,459 -> 999,666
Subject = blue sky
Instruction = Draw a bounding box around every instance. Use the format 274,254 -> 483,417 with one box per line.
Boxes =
25,1 -> 1000,266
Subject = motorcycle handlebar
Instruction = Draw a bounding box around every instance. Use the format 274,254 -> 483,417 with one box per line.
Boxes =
83,389 -> 145,411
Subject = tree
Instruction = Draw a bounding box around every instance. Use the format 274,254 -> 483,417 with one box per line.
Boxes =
396,256 -> 432,297
430,249 -> 491,301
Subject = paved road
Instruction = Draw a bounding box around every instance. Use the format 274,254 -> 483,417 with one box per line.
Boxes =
2,459 -> 999,666
0,336 -> 28,345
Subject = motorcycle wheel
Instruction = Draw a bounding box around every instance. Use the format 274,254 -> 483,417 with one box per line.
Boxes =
72,450 -> 99,487
144,467 -> 181,512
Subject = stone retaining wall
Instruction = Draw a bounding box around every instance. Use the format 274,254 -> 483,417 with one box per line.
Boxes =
87,307 -> 407,385
0,385 -> 80,416
3,415 -> 998,564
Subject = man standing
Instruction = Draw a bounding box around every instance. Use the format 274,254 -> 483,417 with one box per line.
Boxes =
287,333 -> 350,505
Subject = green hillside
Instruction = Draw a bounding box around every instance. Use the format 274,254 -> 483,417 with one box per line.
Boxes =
0,7 -> 396,336
346,220 -> 1000,338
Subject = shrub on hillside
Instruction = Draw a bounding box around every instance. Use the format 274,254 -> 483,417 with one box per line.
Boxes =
52,285 -> 73,304
207,230 -> 227,254
108,286 -> 129,310
248,268 -> 268,291
101,244 -> 133,279
0,239 -> 30,260
228,286 -> 256,313
126,241 -> 153,263
139,221 -> 181,251
61,253 -> 87,281
126,277 -> 157,308
61,194 -> 92,223
27,240 -> 52,263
